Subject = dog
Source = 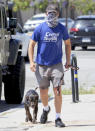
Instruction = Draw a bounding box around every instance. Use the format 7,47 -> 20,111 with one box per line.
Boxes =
24,89 -> 39,123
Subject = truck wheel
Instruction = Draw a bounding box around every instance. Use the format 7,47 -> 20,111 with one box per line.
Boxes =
0,66 -> 2,101
82,46 -> 87,50
4,56 -> 25,104
71,46 -> 75,50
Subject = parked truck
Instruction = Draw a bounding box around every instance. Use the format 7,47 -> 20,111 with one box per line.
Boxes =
0,0 -> 26,104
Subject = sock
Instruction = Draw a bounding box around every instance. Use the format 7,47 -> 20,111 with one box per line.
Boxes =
55,113 -> 61,120
43,105 -> 49,111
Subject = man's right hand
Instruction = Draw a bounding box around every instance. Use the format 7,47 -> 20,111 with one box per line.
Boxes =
30,62 -> 36,72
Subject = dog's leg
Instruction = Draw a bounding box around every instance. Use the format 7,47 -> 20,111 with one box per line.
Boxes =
33,104 -> 38,123
25,105 -> 32,122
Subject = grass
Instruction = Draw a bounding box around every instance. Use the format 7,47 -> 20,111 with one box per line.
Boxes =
62,86 -> 95,95
62,88 -> 72,95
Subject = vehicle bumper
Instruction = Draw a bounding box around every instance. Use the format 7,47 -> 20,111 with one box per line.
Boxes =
70,36 -> 95,47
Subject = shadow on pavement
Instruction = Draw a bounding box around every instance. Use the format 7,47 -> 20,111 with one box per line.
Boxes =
0,97 -> 54,113
0,100 -> 24,113
67,124 -> 95,127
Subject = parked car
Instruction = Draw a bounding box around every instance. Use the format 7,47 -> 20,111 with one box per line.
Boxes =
7,17 -> 30,59
12,23 -> 30,59
70,15 -> 95,50
58,18 -> 74,32
23,13 -> 46,32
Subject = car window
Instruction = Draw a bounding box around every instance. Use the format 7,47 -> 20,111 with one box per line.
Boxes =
59,19 -> 65,22
59,18 -> 73,23
16,23 -> 23,33
74,19 -> 95,28
30,17 -> 45,20
68,19 -> 72,22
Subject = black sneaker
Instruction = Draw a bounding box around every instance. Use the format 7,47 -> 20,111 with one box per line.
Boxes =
55,118 -> 65,127
40,106 -> 50,124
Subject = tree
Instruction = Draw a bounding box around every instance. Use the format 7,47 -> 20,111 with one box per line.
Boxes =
13,0 -> 31,11
12,0 -> 95,14
70,0 -> 95,15
12,0 -> 58,12
30,0 -> 58,12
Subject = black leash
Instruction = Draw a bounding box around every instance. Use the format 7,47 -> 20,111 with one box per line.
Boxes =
57,65 -> 79,96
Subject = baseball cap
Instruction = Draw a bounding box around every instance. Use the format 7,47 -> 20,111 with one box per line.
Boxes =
46,3 -> 59,13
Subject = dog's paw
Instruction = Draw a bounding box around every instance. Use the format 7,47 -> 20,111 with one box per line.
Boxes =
29,118 -> 32,122
32,120 -> 37,124
25,118 -> 28,122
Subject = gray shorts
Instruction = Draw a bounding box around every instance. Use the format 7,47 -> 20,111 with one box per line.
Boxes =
35,63 -> 64,88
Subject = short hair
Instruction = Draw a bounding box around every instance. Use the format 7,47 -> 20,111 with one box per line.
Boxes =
46,3 -> 59,13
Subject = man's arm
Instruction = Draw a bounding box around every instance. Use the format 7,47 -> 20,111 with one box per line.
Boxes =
64,38 -> 71,68
28,39 -> 36,72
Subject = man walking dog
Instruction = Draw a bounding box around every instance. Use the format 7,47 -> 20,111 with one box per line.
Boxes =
28,3 -> 71,127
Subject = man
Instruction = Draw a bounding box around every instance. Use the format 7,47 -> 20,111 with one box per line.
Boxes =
28,3 -> 71,127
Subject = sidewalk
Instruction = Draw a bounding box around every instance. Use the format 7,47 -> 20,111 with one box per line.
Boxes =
0,94 -> 95,131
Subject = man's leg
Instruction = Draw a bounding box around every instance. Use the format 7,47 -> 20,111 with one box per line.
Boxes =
53,87 -> 62,114
35,65 -> 51,123
40,88 -> 49,107
53,87 -> 65,127
40,88 -> 50,124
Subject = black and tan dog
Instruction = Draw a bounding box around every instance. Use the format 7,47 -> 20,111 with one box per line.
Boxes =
24,89 -> 39,123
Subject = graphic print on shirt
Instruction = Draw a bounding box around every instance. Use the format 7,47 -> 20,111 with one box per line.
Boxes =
43,32 -> 60,42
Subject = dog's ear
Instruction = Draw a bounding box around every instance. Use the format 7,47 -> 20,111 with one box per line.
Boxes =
35,87 -> 38,91
26,96 -> 29,101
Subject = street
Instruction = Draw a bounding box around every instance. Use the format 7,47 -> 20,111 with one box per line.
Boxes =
0,46 -> 95,131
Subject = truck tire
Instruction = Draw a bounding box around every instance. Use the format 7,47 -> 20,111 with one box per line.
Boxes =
0,66 -> 2,101
71,46 -> 75,50
4,56 -> 25,104
82,46 -> 87,50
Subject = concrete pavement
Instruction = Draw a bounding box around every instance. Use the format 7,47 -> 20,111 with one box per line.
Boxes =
0,94 -> 95,131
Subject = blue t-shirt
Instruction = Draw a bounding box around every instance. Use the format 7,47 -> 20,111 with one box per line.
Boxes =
31,22 -> 69,66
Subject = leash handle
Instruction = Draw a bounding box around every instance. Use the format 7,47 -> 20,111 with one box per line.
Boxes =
69,65 -> 79,70
64,65 -> 79,72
